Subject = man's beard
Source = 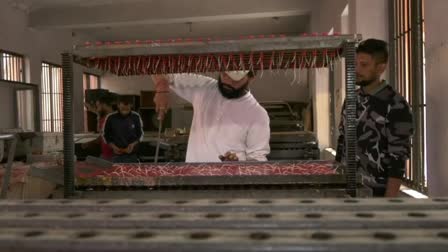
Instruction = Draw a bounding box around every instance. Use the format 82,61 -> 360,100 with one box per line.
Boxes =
120,111 -> 130,116
356,76 -> 377,87
217,77 -> 249,99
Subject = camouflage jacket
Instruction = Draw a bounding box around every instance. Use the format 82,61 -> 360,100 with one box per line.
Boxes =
336,83 -> 414,183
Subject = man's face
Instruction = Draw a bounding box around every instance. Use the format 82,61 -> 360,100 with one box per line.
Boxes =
95,101 -> 106,116
218,73 -> 251,99
85,102 -> 97,113
118,102 -> 131,116
356,52 -> 386,87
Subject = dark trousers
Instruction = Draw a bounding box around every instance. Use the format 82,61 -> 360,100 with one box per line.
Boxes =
366,177 -> 387,197
371,185 -> 386,197
113,154 -> 138,163
363,178 -> 387,197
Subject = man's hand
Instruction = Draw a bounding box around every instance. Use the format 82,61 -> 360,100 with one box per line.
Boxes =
125,142 -> 137,154
219,152 -> 239,162
110,144 -> 123,155
152,75 -> 170,121
154,92 -> 169,121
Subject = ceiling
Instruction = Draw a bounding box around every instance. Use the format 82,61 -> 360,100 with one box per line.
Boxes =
73,15 -> 310,42
10,0 -> 150,11
8,0 -> 316,42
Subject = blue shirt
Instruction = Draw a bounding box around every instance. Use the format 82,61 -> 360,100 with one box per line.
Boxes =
102,111 -> 144,151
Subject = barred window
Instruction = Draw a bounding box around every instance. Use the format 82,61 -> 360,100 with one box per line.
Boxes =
83,73 -> 100,131
83,73 -> 99,90
0,50 -> 25,82
41,62 -> 63,132
391,0 -> 427,192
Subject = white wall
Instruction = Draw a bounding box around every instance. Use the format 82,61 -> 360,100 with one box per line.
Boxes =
102,71 -> 309,102
100,75 -> 152,96
311,0 -> 357,34
312,0 -> 388,40
425,0 -> 448,197
310,68 -> 330,150
0,2 -> 95,133
250,70 -> 309,102
354,0 -> 388,41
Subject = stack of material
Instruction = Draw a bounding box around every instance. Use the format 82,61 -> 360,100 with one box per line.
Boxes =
76,160 -> 338,187
0,155 -> 63,199
73,160 -> 373,198
0,162 -> 30,197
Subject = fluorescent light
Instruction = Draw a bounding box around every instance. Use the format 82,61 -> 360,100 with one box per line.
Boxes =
325,148 -> 336,156
400,185 -> 428,199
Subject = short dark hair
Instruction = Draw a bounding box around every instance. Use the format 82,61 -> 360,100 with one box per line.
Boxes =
356,39 -> 389,64
118,95 -> 132,105
97,93 -> 115,106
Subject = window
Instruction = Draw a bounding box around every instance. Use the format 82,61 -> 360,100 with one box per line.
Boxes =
391,0 -> 426,192
41,62 -> 63,132
83,73 -> 100,131
0,50 -> 25,82
83,73 -> 99,90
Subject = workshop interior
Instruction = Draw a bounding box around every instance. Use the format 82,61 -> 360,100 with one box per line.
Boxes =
0,0 -> 447,251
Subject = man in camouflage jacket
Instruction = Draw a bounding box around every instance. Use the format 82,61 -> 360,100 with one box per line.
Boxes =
336,39 -> 414,197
